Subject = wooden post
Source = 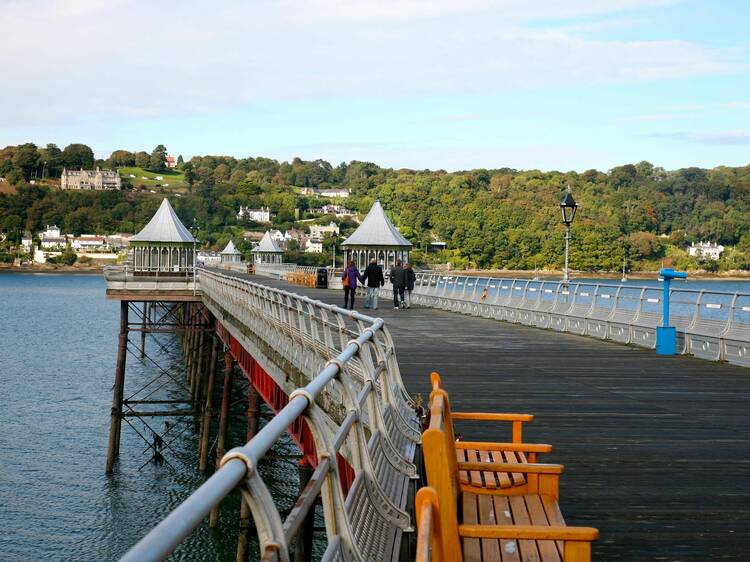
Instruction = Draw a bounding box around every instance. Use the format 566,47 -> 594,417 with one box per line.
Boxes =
140,302 -> 148,358
106,300 -> 128,473
198,335 -> 219,471
294,459 -> 315,562
210,351 -> 234,528
191,329 -> 205,404
236,384 -> 260,562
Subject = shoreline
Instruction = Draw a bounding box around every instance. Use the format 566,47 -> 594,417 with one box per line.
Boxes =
0,264 -> 104,275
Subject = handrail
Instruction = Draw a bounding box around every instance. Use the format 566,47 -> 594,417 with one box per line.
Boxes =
408,272 -> 750,366
121,269 -> 418,562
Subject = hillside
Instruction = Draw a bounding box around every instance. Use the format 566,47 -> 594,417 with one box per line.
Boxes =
1,143 -> 750,272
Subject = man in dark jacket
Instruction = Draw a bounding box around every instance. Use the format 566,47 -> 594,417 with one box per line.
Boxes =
389,260 -> 407,309
361,258 -> 384,309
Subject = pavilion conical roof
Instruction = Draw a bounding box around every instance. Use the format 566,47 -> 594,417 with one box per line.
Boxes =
341,201 -> 411,248
253,231 -> 283,253
132,198 -> 196,243
221,240 -> 241,255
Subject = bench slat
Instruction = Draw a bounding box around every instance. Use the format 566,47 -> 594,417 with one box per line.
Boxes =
508,496 -> 541,562
463,492 -> 482,562
541,495 -> 566,557
478,494 -> 503,561
526,495 -> 561,562
491,496 -> 520,562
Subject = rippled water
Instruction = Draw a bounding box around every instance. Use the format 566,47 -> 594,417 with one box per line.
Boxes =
0,274 -> 306,561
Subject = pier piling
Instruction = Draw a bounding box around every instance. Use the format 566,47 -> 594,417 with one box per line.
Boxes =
106,301 -> 128,473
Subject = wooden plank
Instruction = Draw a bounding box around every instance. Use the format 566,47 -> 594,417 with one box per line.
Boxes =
466,448 -> 484,487
526,495 -> 561,562
491,450 -> 513,488
478,448 -> 499,489
541,495 -> 566,558
457,447 -> 469,485
462,492 -> 482,562
492,496 -> 521,562
508,496 -> 541,562
503,450 -> 526,487
478,494 -> 502,561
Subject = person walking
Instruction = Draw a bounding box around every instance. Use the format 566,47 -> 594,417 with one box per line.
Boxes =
341,260 -> 363,310
404,262 -> 416,309
361,258 -> 385,310
389,259 -> 407,309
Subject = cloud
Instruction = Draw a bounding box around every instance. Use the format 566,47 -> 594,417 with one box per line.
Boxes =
647,130 -> 750,145
0,0 -> 743,130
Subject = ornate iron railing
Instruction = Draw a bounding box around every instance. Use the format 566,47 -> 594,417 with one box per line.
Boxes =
120,269 -> 419,562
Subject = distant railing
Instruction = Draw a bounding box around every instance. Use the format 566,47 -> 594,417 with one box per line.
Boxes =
121,269 -> 419,561
405,273 -> 750,367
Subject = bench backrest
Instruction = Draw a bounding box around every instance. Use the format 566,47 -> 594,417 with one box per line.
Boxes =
423,380 -> 463,562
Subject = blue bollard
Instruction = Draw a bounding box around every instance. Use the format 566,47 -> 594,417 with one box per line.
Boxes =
656,268 -> 688,355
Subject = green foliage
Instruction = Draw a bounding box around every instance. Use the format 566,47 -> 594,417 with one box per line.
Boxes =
149,144 -> 168,172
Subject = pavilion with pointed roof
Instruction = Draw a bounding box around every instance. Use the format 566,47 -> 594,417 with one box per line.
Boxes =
341,200 -> 412,270
251,231 -> 284,265
220,240 -> 242,264
130,198 -> 196,275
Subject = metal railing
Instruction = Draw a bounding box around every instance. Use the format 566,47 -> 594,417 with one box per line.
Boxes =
121,269 -> 419,561
103,264 -> 200,292
405,273 -> 750,367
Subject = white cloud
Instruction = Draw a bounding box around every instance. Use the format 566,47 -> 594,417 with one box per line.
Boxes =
0,0 -> 743,129
647,130 -> 750,145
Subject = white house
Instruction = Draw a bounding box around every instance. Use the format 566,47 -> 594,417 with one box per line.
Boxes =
311,204 -> 355,218
71,235 -> 108,252
197,251 -> 221,267
305,238 -> 323,254
21,233 -> 33,253
318,188 -> 350,198
237,206 -> 271,223
269,230 -> 285,242
688,241 -> 725,261
309,222 -> 340,239
39,225 -> 67,250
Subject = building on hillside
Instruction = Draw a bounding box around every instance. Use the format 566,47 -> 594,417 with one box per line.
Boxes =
105,233 -> 133,250
269,230 -> 285,242
71,235 -> 108,252
311,204 -> 355,218
21,232 -> 33,253
251,231 -> 284,265
221,240 -> 242,263
688,241 -> 725,261
166,155 -> 177,168
341,200 -> 412,270
309,221 -> 339,239
318,188 -> 350,198
39,225 -> 67,249
129,198 -> 196,274
61,167 -> 121,190
305,239 -> 323,254
237,206 -> 271,223
284,228 -> 307,247
428,241 -> 447,251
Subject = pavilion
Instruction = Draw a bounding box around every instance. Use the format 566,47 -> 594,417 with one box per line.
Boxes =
341,200 -> 412,270
130,198 -> 196,275
251,231 -> 284,265
220,240 -> 242,264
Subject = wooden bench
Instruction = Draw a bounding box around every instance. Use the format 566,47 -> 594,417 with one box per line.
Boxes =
430,372 -> 554,494
417,381 -> 599,562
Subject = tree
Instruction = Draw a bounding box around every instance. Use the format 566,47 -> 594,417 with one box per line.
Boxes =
149,144 -> 168,172
12,143 -> 39,179
110,150 -> 135,168
62,144 -> 95,169
183,163 -> 196,192
135,151 -> 150,168
39,144 -> 63,177
176,155 -> 184,168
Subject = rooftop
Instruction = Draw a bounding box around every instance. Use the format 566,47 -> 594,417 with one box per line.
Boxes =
253,231 -> 283,253
341,200 -> 411,248
131,198 -> 196,243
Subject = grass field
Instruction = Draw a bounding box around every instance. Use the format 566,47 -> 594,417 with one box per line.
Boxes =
118,167 -> 187,190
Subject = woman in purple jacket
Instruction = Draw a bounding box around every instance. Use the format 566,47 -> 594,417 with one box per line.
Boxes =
342,260 -> 364,310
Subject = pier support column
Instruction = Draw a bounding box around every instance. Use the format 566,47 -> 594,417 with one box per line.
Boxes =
140,302 -> 148,358
106,301 -> 128,473
294,459 -> 315,562
236,384 -> 260,562
198,334 -> 219,471
210,351 -> 234,528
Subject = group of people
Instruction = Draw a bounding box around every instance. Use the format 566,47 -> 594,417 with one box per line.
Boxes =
341,258 -> 416,310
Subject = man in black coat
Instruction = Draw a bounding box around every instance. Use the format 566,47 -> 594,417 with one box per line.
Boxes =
361,258 -> 385,309
389,259 -> 407,309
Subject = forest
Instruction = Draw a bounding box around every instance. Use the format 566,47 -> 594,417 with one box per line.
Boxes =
1,142 -> 750,272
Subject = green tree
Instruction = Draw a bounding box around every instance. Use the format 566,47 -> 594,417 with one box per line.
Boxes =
135,151 -> 150,168
149,144 -> 168,172
12,143 -> 39,179
62,143 -> 95,169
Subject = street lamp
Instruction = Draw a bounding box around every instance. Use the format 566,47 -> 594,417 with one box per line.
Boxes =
191,218 -> 199,294
559,185 -> 578,283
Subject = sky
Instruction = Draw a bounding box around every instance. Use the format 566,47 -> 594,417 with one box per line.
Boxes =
1,0 -> 749,172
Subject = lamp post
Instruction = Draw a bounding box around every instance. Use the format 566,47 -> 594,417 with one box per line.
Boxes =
559,185 -> 578,283
191,218 -> 199,295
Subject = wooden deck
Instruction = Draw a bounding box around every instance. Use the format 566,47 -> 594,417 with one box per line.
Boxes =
243,275 -> 750,561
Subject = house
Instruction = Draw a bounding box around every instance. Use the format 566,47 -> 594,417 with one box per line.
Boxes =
269,230 -> 285,242
318,188 -> 350,198
21,232 -> 33,253
688,241 -> 725,261
61,167 -> 121,190
166,155 -> 177,169
309,222 -> 340,239
237,206 -> 271,223
428,241 -> 447,251
71,235 -> 108,252
105,233 -> 133,250
305,238 -> 323,254
39,225 -> 67,249
197,251 -> 221,267
311,204 -> 355,218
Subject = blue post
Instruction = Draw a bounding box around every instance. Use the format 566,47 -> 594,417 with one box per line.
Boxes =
656,268 -> 688,355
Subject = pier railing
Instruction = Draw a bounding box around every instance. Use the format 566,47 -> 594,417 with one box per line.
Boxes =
103,264 -> 200,293
121,269 -> 419,562
406,273 -> 750,367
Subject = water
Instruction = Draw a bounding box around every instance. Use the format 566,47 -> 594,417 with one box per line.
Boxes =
0,273 -> 305,561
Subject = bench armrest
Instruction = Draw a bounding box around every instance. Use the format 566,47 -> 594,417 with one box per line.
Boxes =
452,412 -> 534,422
455,441 -> 552,454
457,461 -> 563,474
459,524 -> 599,541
